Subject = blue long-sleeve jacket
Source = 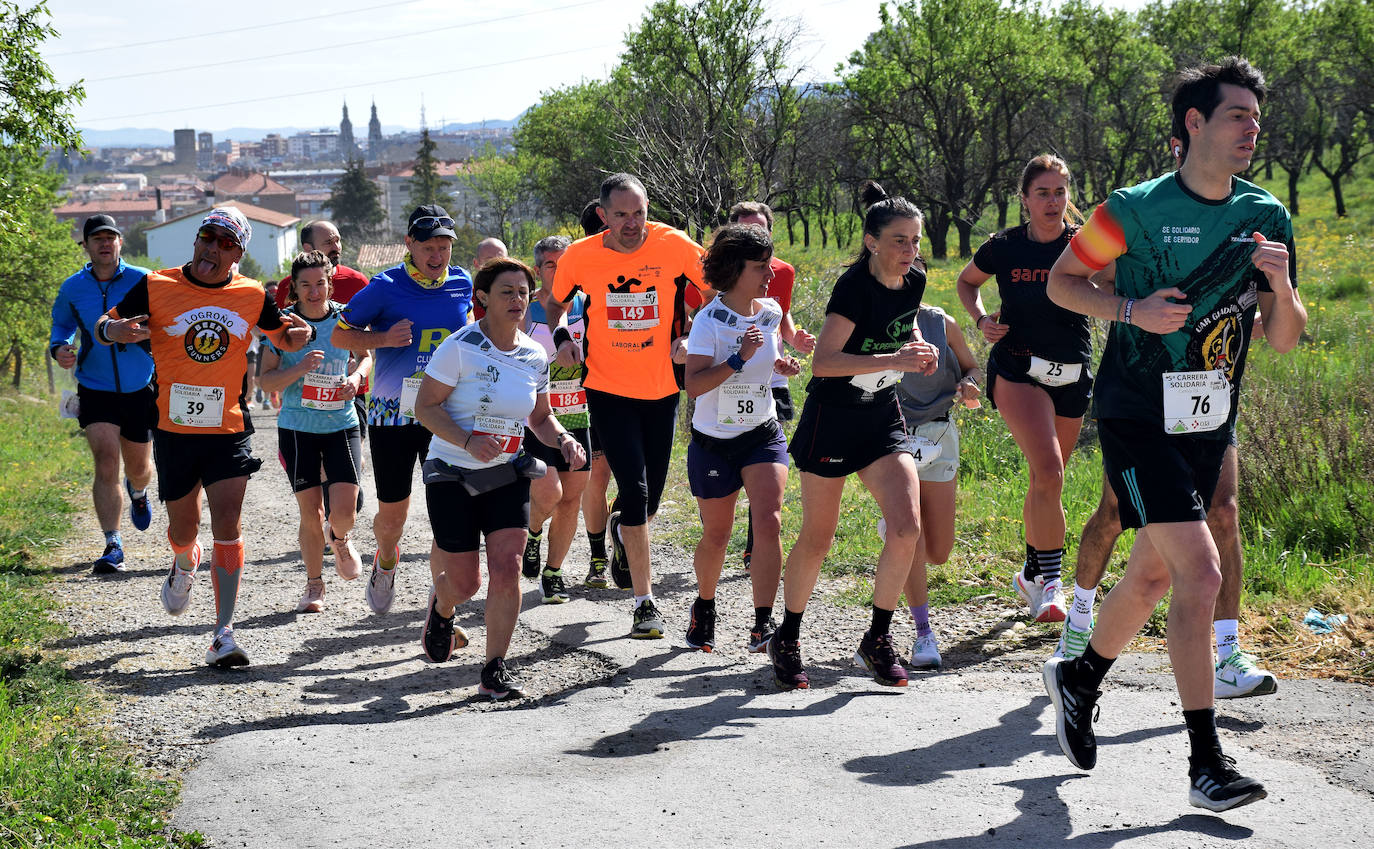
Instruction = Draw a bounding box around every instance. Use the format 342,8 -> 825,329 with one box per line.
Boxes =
49,259 -> 155,393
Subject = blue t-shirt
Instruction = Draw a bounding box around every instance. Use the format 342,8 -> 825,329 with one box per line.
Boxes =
337,262 -> 473,426
270,304 -> 359,434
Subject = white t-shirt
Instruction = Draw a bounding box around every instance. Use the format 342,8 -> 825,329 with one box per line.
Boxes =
687,297 -> 783,438
423,323 -> 548,469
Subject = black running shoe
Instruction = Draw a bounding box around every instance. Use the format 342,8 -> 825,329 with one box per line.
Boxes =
1042,656 -> 1100,770
685,598 -> 716,652
422,594 -> 466,663
541,568 -> 569,604
741,549 -> 751,572
478,657 -> 524,701
768,637 -> 809,690
855,631 -> 908,687
748,617 -> 777,653
607,511 -> 631,589
1189,752 -> 1267,812
521,534 -> 541,579
584,556 -> 610,589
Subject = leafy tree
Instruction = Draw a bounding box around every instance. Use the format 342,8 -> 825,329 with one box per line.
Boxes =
407,128 -> 444,209
460,145 -> 528,245
325,157 -> 385,244
514,80 -> 623,224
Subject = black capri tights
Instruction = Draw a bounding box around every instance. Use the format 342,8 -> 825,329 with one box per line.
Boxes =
586,387 -> 680,526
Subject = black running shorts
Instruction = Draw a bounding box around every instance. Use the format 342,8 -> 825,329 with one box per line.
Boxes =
278,426 -> 363,493
152,429 -> 261,502
426,477 -> 530,553
1098,417 -> 1229,530
367,422 -> 433,504
77,384 -> 156,442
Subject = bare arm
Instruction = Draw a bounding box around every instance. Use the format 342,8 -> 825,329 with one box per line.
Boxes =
811,313 -> 936,377
332,319 -> 413,352
944,313 -> 984,405
955,259 -> 1007,344
1250,233 -> 1306,353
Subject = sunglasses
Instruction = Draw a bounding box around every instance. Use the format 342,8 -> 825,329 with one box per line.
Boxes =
409,216 -> 454,231
197,229 -> 239,251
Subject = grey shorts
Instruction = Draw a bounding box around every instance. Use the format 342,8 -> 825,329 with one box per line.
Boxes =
903,417 -> 959,483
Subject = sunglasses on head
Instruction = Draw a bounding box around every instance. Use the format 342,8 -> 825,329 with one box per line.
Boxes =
410,216 -> 454,231
197,228 -> 239,251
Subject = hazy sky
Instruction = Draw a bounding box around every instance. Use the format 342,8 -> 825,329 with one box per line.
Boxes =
43,0 -> 1146,134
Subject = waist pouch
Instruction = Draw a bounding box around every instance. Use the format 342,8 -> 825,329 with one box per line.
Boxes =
690,418 -> 781,467
422,452 -> 546,496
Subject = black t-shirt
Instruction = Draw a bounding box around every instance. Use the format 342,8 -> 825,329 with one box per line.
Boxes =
973,224 -> 1091,364
805,260 -> 926,405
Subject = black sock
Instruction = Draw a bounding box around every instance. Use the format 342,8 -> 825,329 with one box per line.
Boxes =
777,608 -> 804,643
1038,547 -> 1064,583
754,606 -> 773,630
868,605 -> 895,637
321,482 -> 332,521
1070,643 -> 1115,691
1023,543 -> 1039,580
1184,708 -> 1221,763
696,595 -> 715,610
588,530 -> 606,559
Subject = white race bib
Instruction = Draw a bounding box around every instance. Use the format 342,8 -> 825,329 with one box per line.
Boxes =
471,416 -> 525,463
850,370 -> 903,393
1028,357 -> 1083,388
605,290 -> 660,331
717,381 -> 770,426
902,433 -> 942,469
169,383 -> 225,428
399,375 -> 424,420
301,372 -> 348,411
1162,369 -> 1231,433
549,379 -> 587,415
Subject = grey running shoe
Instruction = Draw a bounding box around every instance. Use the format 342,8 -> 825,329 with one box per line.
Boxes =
684,597 -> 716,652
748,617 -> 777,653
584,556 -> 610,589
365,547 -> 398,614
206,627 -> 249,668
160,542 -> 201,616
910,632 -> 942,670
631,598 -> 665,639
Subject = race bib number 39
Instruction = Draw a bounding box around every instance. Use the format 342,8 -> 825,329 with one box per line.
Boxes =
606,291 -> 660,331
1162,369 -> 1231,434
1028,357 -> 1082,388
471,416 -> 524,462
549,379 -> 587,415
718,381 -> 770,427
301,372 -> 348,411
170,383 -> 225,428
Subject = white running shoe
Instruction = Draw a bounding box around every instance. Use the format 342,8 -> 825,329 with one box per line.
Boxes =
328,525 -> 361,581
910,632 -> 942,669
1214,650 -> 1279,699
206,627 -> 250,667
296,577 -> 326,613
1014,571 -> 1066,622
365,548 -> 399,614
1055,619 -> 1093,660
160,542 -> 201,616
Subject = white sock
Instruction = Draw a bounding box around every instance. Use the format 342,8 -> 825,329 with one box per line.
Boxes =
1068,584 -> 1096,631
1215,619 -> 1239,660
633,593 -> 653,607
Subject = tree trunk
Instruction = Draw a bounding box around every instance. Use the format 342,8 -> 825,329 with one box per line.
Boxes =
1264,161 -> 1274,180
785,210 -> 796,246
46,350 -> 55,395
996,199 -> 1009,231
927,213 -> 951,260
955,219 -> 975,259
818,214 -> 829,250
801,215 -> 810,249
1330,175 -> 1346,217
11,344 -> 22,389
1287,168 -> 1301,216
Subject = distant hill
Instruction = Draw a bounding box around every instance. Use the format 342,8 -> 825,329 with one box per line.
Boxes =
80,118 -> 520,148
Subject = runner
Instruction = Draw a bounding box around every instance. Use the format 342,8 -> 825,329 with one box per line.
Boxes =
958,155 -> 1092,624
547,173 -> 708,639
414,257 -> 586,699
892,304 -> 983,669
682,223 -> 801,653
725,201 -> 816,571
332,205 -> 474,615
770,182 -> 939,690
521,235 -> 593,603
258,250 -> 371,613
1041,57 -> 1305,812
50,214 -> 157,574
95,207 -> 311,666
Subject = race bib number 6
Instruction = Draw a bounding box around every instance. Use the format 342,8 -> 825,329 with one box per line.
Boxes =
851,369 -> 903,393
606,290 -> 660,331
1162,369 -> 1231,434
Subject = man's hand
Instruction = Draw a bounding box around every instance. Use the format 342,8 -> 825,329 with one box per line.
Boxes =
1251,232 -> 1293,295
791,327 -> 816,355
283,312 -> 312,348
671,335 -> 689,365
381,318 -> 414,348
54,344 -> 77,369
1130,288 -> 1192,335
554,339 -> 583,368
104,314 -> 150,344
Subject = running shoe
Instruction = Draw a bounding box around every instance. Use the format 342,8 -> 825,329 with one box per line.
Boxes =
631,598 -> 665,639
741,549 -> 751,572
584,556 -> 610,589
910,632 -> 942,670
1042,656 -> 1101,770
768,637 -> 809,690
93,542 -> 126,575
478,656 -> 525,701
421,591 -> 467,662
522,534 -> 542,579
541,568 -> 569,604
365,547 -> 399,614
1188,752 -> 1267,812
296,577 -> 325,613
1214,650 -> 1279,699
1015,571 -> 1067,622
160,542 -> 201,616
855,631 -> 909,687
684,598 -> 716,652
327,525 -> 361,581
607,511 -> 631,590
1055,619 -> 1093,660
126,478 -> 152,531
748,617 -> 777,653
206,627 -> 249,668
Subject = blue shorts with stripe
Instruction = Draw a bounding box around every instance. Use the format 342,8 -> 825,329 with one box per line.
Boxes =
1097,418 -> 1229,529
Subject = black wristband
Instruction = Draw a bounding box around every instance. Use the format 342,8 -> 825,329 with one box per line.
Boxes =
553,327 -> 573,347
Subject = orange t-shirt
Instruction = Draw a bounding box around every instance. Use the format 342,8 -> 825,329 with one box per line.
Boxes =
109,266 -> 284,434
551,222 -> 705,399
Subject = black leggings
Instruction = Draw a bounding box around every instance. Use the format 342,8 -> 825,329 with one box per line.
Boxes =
586,388 -> 679,526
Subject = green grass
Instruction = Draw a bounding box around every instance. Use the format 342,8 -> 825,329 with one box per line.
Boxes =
0,388 -> 203,849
